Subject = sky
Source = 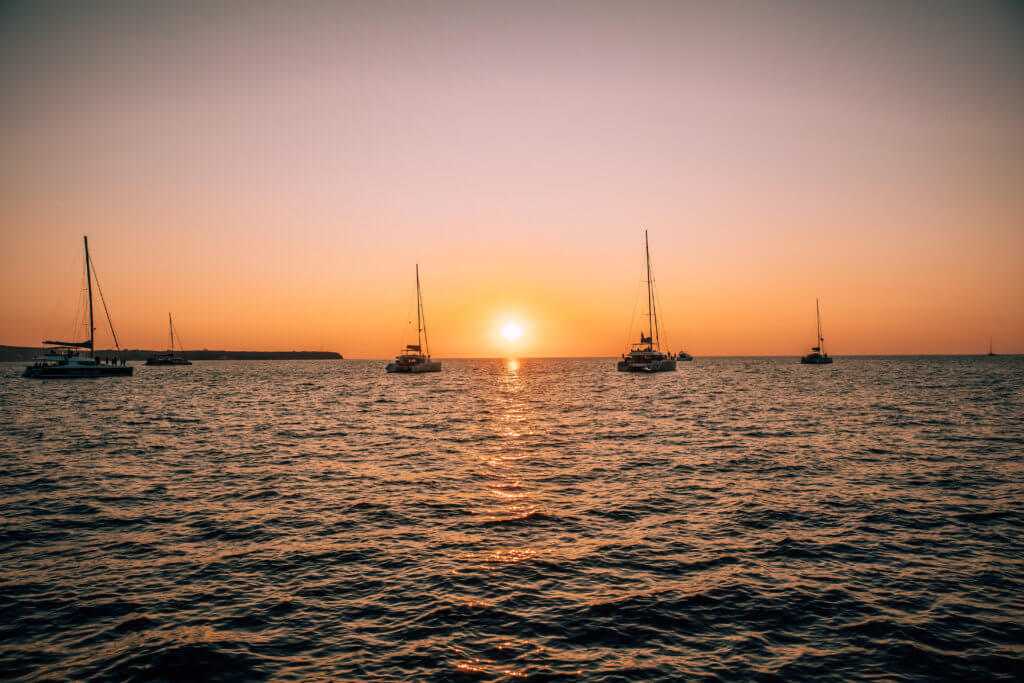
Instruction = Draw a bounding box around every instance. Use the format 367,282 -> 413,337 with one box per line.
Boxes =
1,0 -> 1022,357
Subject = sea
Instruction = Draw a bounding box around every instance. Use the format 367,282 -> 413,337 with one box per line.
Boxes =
1,357 -> 1022,681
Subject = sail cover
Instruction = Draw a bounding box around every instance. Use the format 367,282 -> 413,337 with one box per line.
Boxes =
406,344 -> 422,352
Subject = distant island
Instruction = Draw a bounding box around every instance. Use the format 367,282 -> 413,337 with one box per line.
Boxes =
0,346 -> 342,362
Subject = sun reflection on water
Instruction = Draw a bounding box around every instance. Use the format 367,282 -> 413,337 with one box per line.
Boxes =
466,358 -> 547,554
489,547 -> 538,564
489,486 -> 526,500
501,358 -> 522,391
497,359 -> 530,439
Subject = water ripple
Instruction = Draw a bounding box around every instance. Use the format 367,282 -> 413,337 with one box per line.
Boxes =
1,356 -> 1023,681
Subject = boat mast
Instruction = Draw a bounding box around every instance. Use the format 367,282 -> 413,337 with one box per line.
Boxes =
816,297 -> 824,354
417,264 -> 430,358
84,236 -> 94,357
169,312 -> 174,353
645,230 -> 659,349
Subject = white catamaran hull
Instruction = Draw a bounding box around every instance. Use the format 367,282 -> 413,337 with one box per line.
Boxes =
617,358 -> 677,373
24,364 -> 132,378
386,361 -> 442,373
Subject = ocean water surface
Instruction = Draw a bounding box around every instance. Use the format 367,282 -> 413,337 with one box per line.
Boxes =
1,357 -> 1022,681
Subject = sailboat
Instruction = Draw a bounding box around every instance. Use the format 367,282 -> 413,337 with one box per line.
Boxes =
145,313 -> 192,365
987,338 -> 996,357
800,298 -> 833,364
386,265 -> 441,373
23,236 -> 133,378
617,231 -> 677,373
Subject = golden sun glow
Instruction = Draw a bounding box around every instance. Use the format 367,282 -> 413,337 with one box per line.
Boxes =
501,322 -> 523,341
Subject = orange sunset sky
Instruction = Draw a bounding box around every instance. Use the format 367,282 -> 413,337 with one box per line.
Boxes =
1,1 -> 1022,358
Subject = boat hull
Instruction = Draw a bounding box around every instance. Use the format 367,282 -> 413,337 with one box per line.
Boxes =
23,365 -> 133,378
386,361 -> 442,373
617,359 -> 677,372
800,355 -> 833,364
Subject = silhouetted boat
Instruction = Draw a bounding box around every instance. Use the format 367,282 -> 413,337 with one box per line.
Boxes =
618,231 -> 676,373
386,264 -> 441,373
987,338 -> 996,357
677,351 -> 693,361
800,298 -> 833,364
23,236 -> 133,378
146,313 -> 192,365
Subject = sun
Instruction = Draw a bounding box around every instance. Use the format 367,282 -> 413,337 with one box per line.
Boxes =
501,322 -> 523,341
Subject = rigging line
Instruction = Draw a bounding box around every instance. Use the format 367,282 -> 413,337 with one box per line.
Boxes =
175,328 -> 186,356
69,258 -> 87,344
77,264 -> 92,343
417,268 -> 430,358
625,269 -> 643,351
87,253 -> 122,351
66,254 -> 84,342
416,266 -> 422,351
627,245 -> 650,349
647,233 -> 662,350
44,249 -> 80,343
172,317 -> 187,356
652,274 -> 670,353
398,288 -> 415,351
816,298 -> 824,352
77,282 -> 89,341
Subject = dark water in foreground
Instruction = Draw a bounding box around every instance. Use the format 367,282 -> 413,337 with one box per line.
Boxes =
1,357 -> 1022,681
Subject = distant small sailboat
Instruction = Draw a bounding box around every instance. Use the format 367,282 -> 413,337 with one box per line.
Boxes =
145,313 -> 192,365
800,297 -> 833,365
676,351 -> 693,361
618,231 -> 677,373
987,338 -> 996,357
23,236 -> 133,378
386,264 -> 441,373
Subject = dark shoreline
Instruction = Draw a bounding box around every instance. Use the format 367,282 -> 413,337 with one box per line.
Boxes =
0,345 -> 342,362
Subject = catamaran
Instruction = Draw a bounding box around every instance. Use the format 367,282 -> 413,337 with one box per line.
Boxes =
145,313 -> 192,365
800,298 -> 833,364
617,231 -> 677,373
386,264 -> 441,373
23,236 -> 133,378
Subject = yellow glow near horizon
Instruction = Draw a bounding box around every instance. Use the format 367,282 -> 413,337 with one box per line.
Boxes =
501,322 -> 523,341
1,3 -> 1023,357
